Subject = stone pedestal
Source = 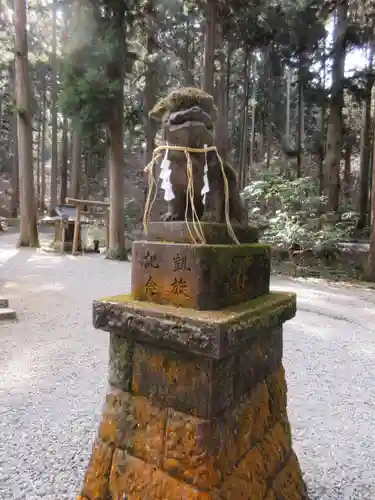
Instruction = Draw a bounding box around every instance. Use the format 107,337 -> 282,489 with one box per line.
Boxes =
79,223 -> 308,500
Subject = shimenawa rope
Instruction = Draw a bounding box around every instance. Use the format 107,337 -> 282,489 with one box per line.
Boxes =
142,145 -> 240,245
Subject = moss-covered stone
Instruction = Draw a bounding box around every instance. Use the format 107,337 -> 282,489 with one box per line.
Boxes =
235,327 -> 282,400
162,381 -> 266,490
267,366 -> 288,422
149,87 -> 218,123
163,410 -> 220,489
219,446 -> 268,499
80,439 -> 114,500
98,387 -> 167,467
145,221 -> 259,245
273,452 -> 309,499
131,343 -> 234,418
131,241 -> 270,310
108,333 -> 134,391
109,450 -> 211,499
93,292 -> 296,359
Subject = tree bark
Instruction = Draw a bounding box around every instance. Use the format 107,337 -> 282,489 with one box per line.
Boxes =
239,47 -> 249,189
285,66 -> 291,144
343,142 -> 352,203
324,1 -> 348,214
106,8 -> 126,260
60,117 -> 69,204
40,78 -> 46,211
182,0 -> 194,86
36,103 -> 42,210
358,45 -> 374,228
202,0 -> 216,95
14,0 -> 39,246
9,64 -> 19,218
144,0 -> 158,164
318,40 -> 327,202
366,117 -> 375,281
70,131 -> 81,198
216,30 -> 230,161
249,56 -> 257,176
107,97 -> 126,259
297,55 -> 305,178
49,0 -> 58,213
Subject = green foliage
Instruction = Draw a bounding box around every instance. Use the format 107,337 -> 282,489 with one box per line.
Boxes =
242,169 -> 355,248
58,3 -> 139,138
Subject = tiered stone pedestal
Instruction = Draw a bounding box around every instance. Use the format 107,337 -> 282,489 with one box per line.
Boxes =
78,223 -> 308,500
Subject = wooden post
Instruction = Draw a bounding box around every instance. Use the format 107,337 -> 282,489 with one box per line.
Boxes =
72,205 -> 81,255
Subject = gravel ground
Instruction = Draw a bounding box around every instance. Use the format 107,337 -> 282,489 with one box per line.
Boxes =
0,232 -> 374,499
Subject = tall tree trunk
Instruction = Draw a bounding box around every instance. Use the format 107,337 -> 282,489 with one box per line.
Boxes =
285,66 -> 291,144
182,1 -> 194,86
60,4 -> 69,206
106,10 -> 126,260
216,30 -> 230,161
82,152 -> 90,199
144,0 -> 158,164
14,0 -> 39,246
10,64 -> 19,218
249,56 -> 257,176
60,117 -> 69,204
49,0 -> 58,213
324,2 -> 348,214
366,118 -> 375,281
239,47 -> 249,190
40,78 -> 46,211
297,55 -> 305,177
318,40 -> 327,201
202,0 -> 216,95
358,45 -> 374,229
36,104 -> 42,210
107,97 -> 126,259
343,142 -> 352,203
70,131 -> 81,198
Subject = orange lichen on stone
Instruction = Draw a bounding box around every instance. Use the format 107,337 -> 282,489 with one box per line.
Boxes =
110,449 -> 212,500
163,386 -> 259,490
163,409 -> 220,489
218,446 -> 270,499
264,489 -> 277,500
218,476 -> 252,499
267,366 -> 287,421
258,421 -> 291,478
132,343 -> 212,417
273,452 -> 307,500
80,439 -> 114,500
98,387 -> 167,467
214,392 -> 253,476
250,382 -> 270,443
109,449 -> 155,498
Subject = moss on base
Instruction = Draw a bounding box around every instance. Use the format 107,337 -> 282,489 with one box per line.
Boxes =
97,291 -> 295,328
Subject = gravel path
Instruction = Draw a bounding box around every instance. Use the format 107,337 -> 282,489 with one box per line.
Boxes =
0,232 -> 374,500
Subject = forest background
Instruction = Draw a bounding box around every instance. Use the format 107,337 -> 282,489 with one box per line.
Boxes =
1,0 -> 375,279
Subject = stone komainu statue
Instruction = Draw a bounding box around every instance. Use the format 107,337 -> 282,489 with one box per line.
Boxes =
147,87 -> 247,225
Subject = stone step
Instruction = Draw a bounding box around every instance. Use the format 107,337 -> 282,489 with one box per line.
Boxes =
0,298 -> 9,308
0,308 -> 17,320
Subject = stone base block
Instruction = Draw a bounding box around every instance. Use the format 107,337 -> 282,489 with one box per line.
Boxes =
79,366 -> 308,500
81,281 -> 308,499
131,241 -> 270,310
